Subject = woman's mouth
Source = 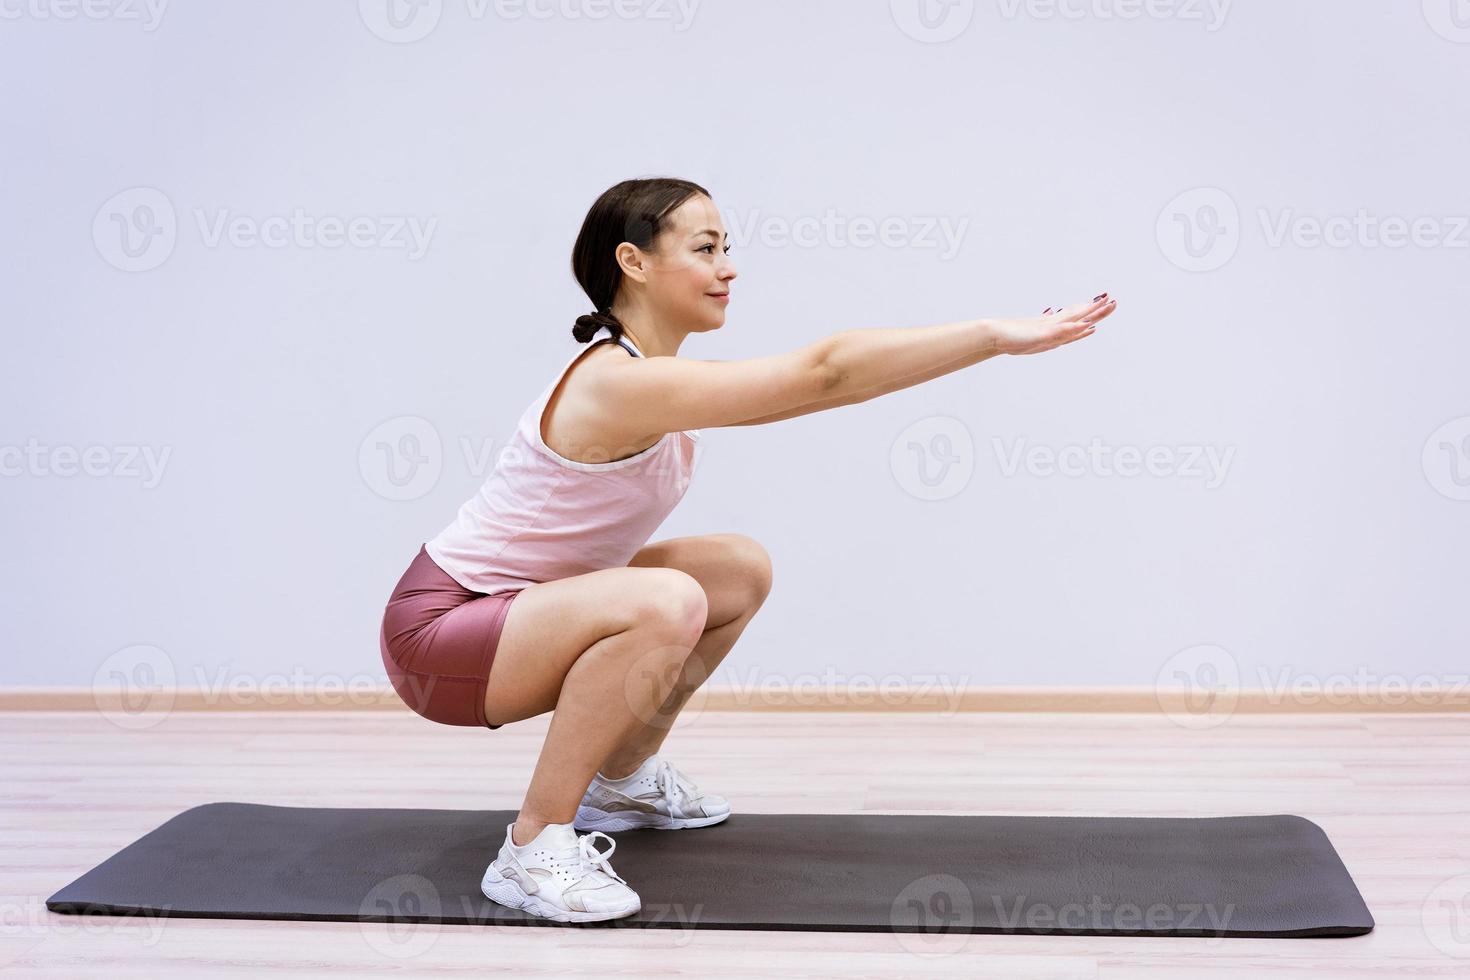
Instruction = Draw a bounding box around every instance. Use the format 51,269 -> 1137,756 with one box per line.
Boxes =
707,293 -> 729,304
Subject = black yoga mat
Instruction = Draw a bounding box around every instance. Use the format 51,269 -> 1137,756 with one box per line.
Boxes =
47,803 -> 1373,937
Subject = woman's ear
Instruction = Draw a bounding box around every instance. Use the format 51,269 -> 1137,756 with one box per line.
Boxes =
615,241 -> 650,284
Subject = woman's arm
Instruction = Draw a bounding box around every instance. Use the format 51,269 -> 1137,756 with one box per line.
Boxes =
814,295 -> 1114,402
726,345 -> 992,426
730,294 -> 1117,426
588,296 -> 1116,437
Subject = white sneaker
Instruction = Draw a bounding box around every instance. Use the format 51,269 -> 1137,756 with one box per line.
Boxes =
480,820 -> 641,923
575,755 -> 731,832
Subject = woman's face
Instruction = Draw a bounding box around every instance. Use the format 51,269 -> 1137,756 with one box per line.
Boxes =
625,194 -> 737,332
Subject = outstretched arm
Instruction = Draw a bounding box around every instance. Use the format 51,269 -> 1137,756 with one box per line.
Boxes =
728,295 -> 1117,426
586,296 -> 1116,438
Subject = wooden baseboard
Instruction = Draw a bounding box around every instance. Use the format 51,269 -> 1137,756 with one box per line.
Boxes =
1,684 -> 1466,714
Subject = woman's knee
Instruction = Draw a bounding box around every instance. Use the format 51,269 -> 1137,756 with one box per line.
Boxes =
624,567 -> 708,641
725,533 -> 773,604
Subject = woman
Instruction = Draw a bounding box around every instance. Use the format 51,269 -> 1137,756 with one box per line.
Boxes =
379,177 -> 1117,923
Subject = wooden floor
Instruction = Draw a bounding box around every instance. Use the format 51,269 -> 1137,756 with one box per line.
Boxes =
3,708 -> 1467,978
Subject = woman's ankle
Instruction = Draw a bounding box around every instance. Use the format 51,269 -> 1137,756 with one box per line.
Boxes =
511,817 -> 549,847
600,753 -> 653,781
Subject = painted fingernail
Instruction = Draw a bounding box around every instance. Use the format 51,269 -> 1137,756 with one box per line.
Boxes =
1093,292 -> 1108,301
1043,308 -> 1053,314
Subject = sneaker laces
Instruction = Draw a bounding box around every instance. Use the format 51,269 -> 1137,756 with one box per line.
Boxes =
562,831 -> 627,887
653,758 -> 701,815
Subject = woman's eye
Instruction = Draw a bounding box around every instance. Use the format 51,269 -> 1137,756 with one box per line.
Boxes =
700,243 -> 731,255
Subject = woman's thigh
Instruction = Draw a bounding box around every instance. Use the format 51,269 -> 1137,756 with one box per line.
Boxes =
628,532 -> 773,628
482,564 -> 706,728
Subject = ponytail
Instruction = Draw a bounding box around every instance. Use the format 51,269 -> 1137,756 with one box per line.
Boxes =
572,308 -> 623,344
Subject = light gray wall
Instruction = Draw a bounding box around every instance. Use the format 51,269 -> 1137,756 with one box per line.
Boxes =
3,1 -> 1467,702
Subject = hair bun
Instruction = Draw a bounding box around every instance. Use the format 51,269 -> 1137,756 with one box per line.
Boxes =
572,309 -> 622,343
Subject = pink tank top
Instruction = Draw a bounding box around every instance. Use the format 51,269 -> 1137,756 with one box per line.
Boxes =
425,324 -> 703,596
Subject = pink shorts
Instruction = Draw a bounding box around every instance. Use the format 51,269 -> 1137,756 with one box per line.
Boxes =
379,545 -> 523,729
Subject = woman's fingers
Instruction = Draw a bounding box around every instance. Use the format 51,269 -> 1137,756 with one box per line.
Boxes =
1083,299 -> 1118,324
1064,296 -> 1112,320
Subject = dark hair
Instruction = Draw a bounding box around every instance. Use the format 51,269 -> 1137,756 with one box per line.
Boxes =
571,177 -> 711,343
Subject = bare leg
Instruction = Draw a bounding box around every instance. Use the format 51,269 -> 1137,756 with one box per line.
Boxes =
478,565 -> 710,847
598,601 -> 761,779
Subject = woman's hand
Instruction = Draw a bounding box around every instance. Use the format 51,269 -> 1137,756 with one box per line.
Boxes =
985,294 -> 1117,356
